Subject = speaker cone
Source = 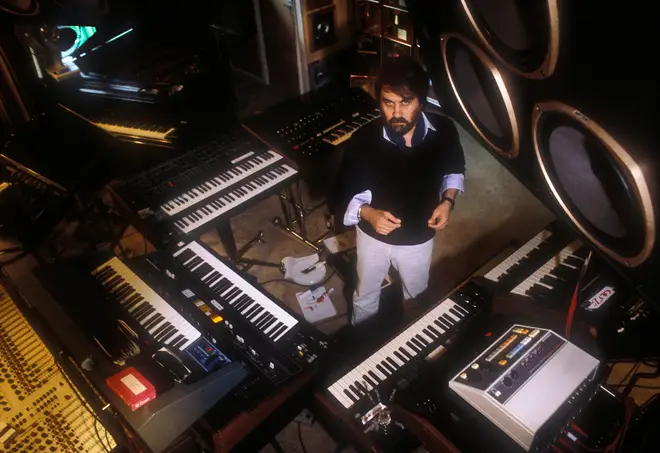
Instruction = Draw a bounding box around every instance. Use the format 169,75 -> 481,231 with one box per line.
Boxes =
441,33 -> 519,158
460,0 -> 559,79
533,101 -> 655,267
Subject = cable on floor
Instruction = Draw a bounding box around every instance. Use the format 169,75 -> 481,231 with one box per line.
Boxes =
297,422 -> 308,453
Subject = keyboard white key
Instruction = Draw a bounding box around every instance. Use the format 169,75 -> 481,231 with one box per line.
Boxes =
173,164 -> 297,234
484,229 -> 554,282
92,257 -> 201,351
328,298 -> 469,409
173,241 -> 298,342
511,240 -> 583,296
161,151 -> 283,216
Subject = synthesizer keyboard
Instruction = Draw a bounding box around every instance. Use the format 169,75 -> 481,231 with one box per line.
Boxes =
483,222 -> 576,292
111,129 -> 297,245
243,87 -> 380,161
173,241 -> 298,341
92,257 -> 202,351
160,150 -> 282,216
510,240 -> 587,299
326,282 -> 488,415
162,240 -> 330,384
171,163 -> 296,235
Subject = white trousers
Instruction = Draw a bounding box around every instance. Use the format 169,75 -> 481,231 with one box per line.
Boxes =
352,226 -> 434,325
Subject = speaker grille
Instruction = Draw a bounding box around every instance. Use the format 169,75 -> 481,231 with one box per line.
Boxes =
441,33 -> 519,158
460,0 -> 559,79
533,102 -> 655,267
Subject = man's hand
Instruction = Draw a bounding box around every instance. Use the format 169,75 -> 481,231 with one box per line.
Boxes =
428,201 -> 452,231
361,205 -> 402,236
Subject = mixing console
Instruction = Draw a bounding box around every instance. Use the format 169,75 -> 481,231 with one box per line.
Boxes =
0,287 -> 116,453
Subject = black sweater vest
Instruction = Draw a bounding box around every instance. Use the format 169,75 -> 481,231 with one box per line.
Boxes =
336,113 -> 466,245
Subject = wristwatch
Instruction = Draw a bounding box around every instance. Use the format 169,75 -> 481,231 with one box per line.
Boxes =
441,196 -> 455,210
357,203 -> 365,221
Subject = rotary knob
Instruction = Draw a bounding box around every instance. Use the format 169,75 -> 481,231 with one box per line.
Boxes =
502,377 -> 513,387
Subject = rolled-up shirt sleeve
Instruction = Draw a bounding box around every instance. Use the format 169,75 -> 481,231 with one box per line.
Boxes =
441,173 -> 465,195
343,190 -> 372,226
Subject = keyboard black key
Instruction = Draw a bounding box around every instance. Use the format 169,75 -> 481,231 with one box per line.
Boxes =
139,306 -> 158,323
122,293 -> 141,307
449,307 -> 464,319
423,327 -> 437,339
248,305 -> 264,321
394,350 -> 407,363
193,262 -> 213,277
152,322 -> 171,339
159,326 -> 178,343
170,334 -> 185,348
202,271 -> 220,283
261,316 -> 277,332
173,336 -> 189,350
252,311 -> 268,325
244,303 -> 260,319
363,374 -> 378,388
270,323 -> 287,339
442,314 -> 456,326
376,364 -> 390,376
428,325 -> 442,337
131,303 -> 151,318
125,296 -> 144,311
255,312 -> 273,329
144,314 -> 165,331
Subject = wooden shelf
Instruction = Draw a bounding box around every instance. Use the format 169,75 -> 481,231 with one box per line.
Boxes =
383,34 -> 412,47
383,3 -> 408,13
353,0 -> 422,85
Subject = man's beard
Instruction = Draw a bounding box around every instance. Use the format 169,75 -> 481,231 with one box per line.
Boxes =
386,110 -> 420,138
388,117 -> 415,134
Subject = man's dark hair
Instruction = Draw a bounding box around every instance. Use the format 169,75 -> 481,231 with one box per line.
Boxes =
376,56 -> 430,104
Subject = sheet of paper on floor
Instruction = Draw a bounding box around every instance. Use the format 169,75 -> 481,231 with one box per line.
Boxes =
296,286 -> 337,323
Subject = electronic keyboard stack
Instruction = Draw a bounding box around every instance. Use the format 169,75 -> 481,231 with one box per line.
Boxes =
482,222 -> 591,303
91,240 -> 330,385
110,128 -> 298,247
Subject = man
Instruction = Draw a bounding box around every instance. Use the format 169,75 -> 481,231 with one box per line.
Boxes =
337,57 -> 466,325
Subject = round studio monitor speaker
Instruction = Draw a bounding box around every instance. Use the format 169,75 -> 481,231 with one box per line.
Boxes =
408,0 -> 660,298
459,0 -> 559,79
440,33 -> 520,158
533,102 -> 655,268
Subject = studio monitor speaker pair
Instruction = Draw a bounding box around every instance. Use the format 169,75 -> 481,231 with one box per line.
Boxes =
408,0 -> 659,300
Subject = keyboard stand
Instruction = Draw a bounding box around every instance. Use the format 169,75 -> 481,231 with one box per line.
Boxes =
273,183 -> 331,253
215,221 -> 281,271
